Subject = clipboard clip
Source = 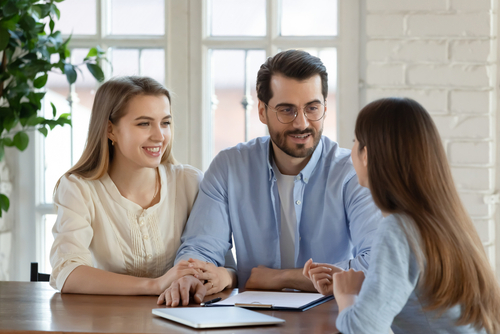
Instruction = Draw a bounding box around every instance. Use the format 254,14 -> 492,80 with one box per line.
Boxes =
235,302 -> 273,308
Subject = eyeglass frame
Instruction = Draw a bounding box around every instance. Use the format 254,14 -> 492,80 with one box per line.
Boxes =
263,100 -> 326,124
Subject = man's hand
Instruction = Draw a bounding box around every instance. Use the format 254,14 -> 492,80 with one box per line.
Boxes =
302,258 -> 343,295
153,260 -> 201,294
245,265 -> 317,291
186,258 -> 233,295
157,275 -> 206,307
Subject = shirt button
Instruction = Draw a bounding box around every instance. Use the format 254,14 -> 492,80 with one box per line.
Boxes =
296,175 -> 301,181
304,177 -> 308,182
147,254 -> 152,259
139,218 -> 145,226
143,235 -> 149,240
296,200 -> 301,205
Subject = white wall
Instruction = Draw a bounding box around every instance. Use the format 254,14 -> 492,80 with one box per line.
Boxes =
361,0 -> 499,275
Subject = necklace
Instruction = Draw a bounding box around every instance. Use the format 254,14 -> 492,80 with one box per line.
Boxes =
149,168 -> 159,206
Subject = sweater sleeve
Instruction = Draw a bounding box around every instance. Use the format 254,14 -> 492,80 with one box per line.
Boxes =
336,215 -> 420,334
49,175 -> 95,291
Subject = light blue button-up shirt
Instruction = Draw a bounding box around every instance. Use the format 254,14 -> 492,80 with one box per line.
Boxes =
176,136 -> 382,288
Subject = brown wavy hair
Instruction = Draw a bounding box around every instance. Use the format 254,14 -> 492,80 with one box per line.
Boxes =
55,76 -> 176,190
355,97 -> 500,333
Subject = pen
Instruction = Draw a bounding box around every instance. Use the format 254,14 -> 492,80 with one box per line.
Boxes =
201,297 -> 221,306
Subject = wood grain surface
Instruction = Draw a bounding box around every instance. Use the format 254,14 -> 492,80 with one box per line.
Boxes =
0,281 -> 339,333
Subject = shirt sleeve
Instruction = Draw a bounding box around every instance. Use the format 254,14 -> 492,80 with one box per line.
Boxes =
175,151 -> 233,266
49,175 -> 95,291
336,216 -> 419,334
333,173 -> 382,272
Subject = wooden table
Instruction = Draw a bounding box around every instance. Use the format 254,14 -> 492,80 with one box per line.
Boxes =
0,282 -> 339,333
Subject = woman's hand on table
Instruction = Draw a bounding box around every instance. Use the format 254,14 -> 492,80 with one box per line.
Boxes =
332,268 -> 365,312
157,275 -> 206,307
302,258 -> 342,295
332,268 -> 365,296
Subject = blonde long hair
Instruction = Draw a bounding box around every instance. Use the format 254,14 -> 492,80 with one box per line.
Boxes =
56,76 -> 176,189
355,97 -> 500,333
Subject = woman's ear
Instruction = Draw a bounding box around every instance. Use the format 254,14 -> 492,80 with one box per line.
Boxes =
362,146 -> 368,167
107,120 -> 115,143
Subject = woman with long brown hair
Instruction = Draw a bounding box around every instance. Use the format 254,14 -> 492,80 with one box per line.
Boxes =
303,97 -> 500,333
50,76 -> 234,301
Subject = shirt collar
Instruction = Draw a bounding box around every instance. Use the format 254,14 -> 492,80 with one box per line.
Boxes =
267,137 -> 324,183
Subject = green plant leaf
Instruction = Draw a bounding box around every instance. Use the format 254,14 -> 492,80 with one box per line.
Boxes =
0,194 -> 10,212
2,1 -> 17,17
51,102 -> 56,117
26,115 -> 45,126
85,47 -> 97,59
0,28 -> 10,51
86,63 -> 105,82
59,113 -> 71,119
64,63 -> 77,84
20,15 -> 36,30
3,116 -> 18,132
13,131 -> 29,151
38,126 -> 48,137
0,15 -> 19,30
0,143 -> 4,161
50,4 -> 60,20
2,137 -> 14,147
49,18 -> 54,33
33,73 -> 48,88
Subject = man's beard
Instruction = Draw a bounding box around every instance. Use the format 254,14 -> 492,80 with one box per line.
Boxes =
269,126 -> 323,158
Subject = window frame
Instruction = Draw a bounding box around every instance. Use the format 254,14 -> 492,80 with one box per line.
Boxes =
11,0 -> 360,280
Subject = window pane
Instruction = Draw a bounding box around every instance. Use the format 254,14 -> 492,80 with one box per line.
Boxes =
210,49 -> 267,158
43,71 -> 72,204
55,0 -> 96,35
301,48 -> 337,141
110,0 -> 164,35
42,214 -> 57,274
141,49 -> 165,84
281,0 -> 338,36
71,49 -> 97,165
111,49 -> 140,76
210,0 -> 266,36
43,50 -> 98,204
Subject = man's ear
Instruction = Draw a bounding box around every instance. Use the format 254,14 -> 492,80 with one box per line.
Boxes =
362,146 -> 368,167
258,100 -> 268,125
323,98 -> 327,120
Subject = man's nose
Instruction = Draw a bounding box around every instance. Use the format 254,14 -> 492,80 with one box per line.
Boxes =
292,108 -> 310,129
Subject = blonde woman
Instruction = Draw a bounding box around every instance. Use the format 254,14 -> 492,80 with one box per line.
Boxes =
304,98 -> 500,333
50,76 -> 206,297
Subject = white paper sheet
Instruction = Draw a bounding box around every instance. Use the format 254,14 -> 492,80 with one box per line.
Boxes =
212,291 -> 328,309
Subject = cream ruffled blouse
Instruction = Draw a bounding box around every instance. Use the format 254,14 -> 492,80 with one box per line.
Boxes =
49,163 -> 202,291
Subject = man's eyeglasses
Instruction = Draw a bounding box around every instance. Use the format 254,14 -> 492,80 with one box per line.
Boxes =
264,101 -> 326,124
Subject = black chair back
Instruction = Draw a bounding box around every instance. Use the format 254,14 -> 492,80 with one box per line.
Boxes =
30,262 -> 50,282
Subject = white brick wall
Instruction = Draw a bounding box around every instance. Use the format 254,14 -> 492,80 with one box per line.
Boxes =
363,1 -> 498,273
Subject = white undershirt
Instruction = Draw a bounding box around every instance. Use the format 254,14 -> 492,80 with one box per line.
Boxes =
273,161 -> 297,269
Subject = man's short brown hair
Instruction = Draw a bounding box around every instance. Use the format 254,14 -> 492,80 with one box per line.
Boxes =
256,50 -> 328,105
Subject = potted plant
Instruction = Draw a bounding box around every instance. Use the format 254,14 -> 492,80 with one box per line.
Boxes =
0,0 -> 106,216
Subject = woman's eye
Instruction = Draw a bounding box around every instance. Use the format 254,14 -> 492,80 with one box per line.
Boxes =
162,121 -> 171,126
138,122 -> 149,126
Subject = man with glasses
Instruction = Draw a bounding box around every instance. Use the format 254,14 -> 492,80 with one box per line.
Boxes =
160,50 -> 381,306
